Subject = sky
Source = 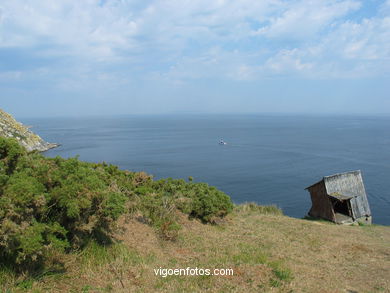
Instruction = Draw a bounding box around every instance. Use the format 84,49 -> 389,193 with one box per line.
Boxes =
0,0 -> 389,117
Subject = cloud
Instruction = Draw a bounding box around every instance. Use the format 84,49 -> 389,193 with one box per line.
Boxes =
0,1 -> 139,61
382,0 -> 390,12
0,0 -> 389,86
263,49 -> 313,75
0,70 -> 22,81
256,0 -> 361,40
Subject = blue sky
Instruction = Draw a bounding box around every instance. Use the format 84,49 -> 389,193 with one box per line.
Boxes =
0,0 -> 389,117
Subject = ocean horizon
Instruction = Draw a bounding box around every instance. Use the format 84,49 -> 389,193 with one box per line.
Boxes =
21,114 -> 390,225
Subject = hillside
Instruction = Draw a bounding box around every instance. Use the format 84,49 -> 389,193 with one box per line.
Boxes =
1,207 -> 389,292
0,135 -> 389,293
0,109 -> 57,152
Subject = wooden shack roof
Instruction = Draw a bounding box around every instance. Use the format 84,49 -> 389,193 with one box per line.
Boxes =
323,171 -> 366,199
305,170 -> 363,192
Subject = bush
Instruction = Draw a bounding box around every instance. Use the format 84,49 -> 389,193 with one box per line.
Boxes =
3,221 -> 68,267
0,137 -> 25,176
185,183 -> 233,223
140,194 -> 181,240
0,142 -> 130,269
152,179 -> 233,223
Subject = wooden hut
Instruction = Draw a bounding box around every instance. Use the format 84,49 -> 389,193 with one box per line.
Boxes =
305,170 -> 371,225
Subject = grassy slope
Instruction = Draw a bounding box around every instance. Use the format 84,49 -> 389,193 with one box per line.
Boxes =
2,207 -> 389,293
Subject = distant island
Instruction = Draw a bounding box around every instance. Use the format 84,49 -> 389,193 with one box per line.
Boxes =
0,109 -> 58,152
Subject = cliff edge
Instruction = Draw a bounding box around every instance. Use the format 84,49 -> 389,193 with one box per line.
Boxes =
0,108 -> 58,152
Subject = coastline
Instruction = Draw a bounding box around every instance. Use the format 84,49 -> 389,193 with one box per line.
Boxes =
0,108 -> 59,153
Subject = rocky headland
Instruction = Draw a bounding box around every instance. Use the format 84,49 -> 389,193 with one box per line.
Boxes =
0,108 -> 58,152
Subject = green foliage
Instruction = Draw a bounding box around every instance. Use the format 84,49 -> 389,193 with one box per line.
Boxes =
189,183 -> 233,222
151,179 -> 233,223
0,137 -> 25,188
0,137 -> 25,176
139,193 -> 181,240
0,136 -> 233,272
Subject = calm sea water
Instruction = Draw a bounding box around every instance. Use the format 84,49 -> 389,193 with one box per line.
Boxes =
22,114 -> 390,225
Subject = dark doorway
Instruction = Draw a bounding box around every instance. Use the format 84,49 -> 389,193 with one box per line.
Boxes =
331,199 -> 351,216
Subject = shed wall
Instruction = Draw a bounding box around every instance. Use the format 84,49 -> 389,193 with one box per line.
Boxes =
308,181 -> 335,221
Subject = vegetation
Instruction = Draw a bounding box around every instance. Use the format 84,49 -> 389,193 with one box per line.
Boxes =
0,137 -> 233,272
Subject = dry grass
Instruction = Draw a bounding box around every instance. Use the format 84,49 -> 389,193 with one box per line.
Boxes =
1,207 -> 389,293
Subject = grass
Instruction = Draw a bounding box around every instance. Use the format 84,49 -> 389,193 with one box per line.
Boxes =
271,263 -> 293,282
78,241 -> 144,268
0,204 -> 389,292
234,202 -> 283,215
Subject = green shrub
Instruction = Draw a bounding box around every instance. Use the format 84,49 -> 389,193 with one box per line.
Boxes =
0,146 -> 130,268
0,137 -> 25,176
139,193 -> 181,240
188,183 -> 233,223
0,218 -> 68,269
152,179 -> 233,223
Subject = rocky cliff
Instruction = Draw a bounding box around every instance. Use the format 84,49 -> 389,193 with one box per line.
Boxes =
0,109 -> 58,152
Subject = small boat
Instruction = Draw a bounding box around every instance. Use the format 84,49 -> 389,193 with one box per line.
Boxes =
219,139 -> 227,145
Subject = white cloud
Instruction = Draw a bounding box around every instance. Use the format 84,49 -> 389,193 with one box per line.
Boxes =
0,70 -> 22,81
382,0 -> 390,12
0,0 -> 389,82
299,15 -> 390,78
338,18 -> 390,60
263,49 -> 313,74
256,0 -> 361,40
0,1 -> 139,60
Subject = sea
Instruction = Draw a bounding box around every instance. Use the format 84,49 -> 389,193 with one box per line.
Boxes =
21,114 -> 390,225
